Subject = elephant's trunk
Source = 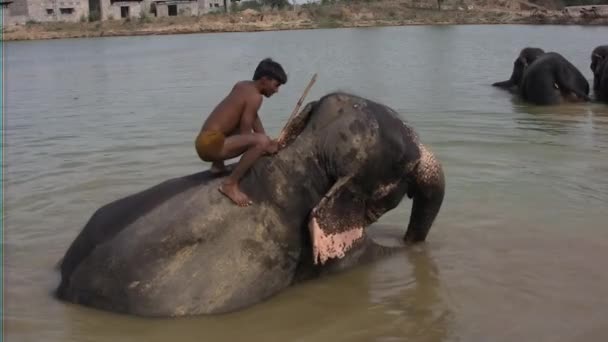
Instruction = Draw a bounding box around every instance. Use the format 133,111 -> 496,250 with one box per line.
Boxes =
404,146 -> 445,243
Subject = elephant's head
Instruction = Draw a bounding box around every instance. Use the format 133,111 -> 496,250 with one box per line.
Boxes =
276,93 -> 445,265
591,45 -> 608,73
513,47 -> 545,84
493,47 -> 544,89
591,45 -> 608,92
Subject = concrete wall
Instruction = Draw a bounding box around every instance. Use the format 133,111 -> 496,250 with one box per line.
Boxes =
155,0 -> 197,16
6,0 -> 28,15
109,1 -> 142,18
100,0 -> 152,19
204,0 -> 222,13
4,0 -> 88,23
3,11 -> 28,25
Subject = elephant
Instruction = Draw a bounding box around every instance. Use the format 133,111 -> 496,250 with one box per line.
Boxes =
591,45 -> 608,101
591,45 -> 608,69
519,52 -> 590,105
55,92 -> 446,317
492,47 -> 546,92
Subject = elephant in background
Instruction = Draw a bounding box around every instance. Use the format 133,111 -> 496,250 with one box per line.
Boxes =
520,52 -> 590,105
56,92 -> 445,317
493,47 -> 589,105
492,47 -> 546,92
591,45 -> 608,102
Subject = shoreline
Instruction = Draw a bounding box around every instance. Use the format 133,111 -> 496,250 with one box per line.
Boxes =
3,6 -> 608,42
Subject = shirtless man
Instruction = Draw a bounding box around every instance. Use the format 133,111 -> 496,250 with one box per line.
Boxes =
195,58 -> 287,207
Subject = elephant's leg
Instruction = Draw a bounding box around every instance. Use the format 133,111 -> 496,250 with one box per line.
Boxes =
293,231 -> 405,283
318,234 -> 403,274
522,76 -> 561,105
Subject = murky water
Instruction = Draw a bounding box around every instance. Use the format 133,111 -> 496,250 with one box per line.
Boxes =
4,25 -> 608,342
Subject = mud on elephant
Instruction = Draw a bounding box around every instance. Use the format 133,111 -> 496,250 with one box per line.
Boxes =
591,45 -> 608,102
56,92 -> 445,317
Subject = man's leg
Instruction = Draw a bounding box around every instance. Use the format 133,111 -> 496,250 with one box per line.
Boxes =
210,160 -> 227,174
210,130 -> 251,174
216,133 -> 270,206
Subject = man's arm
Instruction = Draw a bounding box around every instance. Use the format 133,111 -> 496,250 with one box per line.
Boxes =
239,94 -> 263,134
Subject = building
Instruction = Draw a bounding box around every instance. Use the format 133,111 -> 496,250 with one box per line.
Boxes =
94,0 -> 223,20
3,0 -> 89,25
1,0 -> 235,25
98,0 -> 149,19
152,0 -> 200,17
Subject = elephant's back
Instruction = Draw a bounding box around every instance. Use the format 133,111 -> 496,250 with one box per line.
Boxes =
58,172 -> 301,316
58,171 -> 221,284
521,54 -> 562,103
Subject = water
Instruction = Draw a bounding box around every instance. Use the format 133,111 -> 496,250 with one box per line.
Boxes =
4,25 -> 608,342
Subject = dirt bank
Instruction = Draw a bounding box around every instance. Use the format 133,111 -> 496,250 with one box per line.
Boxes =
3,1 -> 607,42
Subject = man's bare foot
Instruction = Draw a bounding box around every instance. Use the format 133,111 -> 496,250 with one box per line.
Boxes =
218,181 -> 252,207
210,161 -> 227,175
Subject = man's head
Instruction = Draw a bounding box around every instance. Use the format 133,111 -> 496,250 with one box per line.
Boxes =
253,58 -> 287,97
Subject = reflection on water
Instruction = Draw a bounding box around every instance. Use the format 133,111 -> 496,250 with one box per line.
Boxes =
513,103 -> 594,135
5,25 -> 608,341
366,242 -> 449,342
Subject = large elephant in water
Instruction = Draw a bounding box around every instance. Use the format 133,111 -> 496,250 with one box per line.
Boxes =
519,52 -> 590,105
493,48 -> 589,105
492,47 -> 545,92
56,92 -> 445,317
591,45 -> 608,102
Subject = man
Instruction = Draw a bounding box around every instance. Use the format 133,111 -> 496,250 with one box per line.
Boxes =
195,58 -> 287,207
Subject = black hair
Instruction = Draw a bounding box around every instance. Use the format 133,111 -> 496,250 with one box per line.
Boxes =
253,58 -> 287,85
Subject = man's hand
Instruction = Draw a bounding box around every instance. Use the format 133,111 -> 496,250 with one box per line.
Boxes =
264,138 -> 279,155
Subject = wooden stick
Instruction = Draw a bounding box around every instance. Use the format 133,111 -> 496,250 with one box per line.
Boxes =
277,73 -> 317,141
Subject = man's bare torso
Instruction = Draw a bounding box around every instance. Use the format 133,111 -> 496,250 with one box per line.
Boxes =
201,81 -> 261,135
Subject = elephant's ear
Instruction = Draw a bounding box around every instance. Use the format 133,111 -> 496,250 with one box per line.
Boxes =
308,176 -> 367,265
276,101 -> 316,150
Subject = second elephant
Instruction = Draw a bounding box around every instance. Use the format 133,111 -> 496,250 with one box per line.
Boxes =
520,52 -> 590,105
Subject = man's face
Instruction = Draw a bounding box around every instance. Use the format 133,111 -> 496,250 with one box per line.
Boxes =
262,78 -> 281,97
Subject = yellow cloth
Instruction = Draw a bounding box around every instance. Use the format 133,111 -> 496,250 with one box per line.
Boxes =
195,130 -> 225,161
